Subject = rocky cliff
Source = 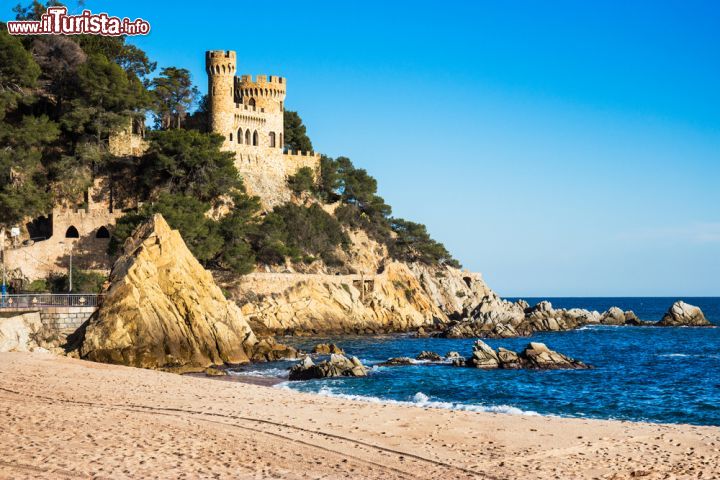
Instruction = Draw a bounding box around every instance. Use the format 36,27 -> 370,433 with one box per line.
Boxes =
233,262 -> 447,335
222,257 -> 495,335
79,214 -> 279,372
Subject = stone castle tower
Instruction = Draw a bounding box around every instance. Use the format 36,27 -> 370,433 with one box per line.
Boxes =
205,50 -> 319,208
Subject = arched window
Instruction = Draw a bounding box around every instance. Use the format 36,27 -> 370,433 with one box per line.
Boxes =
229,132 -> 233,141
248,98 -> 256,108
245,130 -> 251,144
237,128 -> 243,144
252,131 -> 259,146
269,132 -> 276,148
65,226 -> 79,238
96,226 -> 110,238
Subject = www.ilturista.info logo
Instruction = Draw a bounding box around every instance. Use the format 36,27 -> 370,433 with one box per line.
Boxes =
6,6 -> 150,36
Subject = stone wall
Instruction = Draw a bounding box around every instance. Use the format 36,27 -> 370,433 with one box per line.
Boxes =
0,306 -> 95,333
4,205 -> 120,281
38,306 -> 96,332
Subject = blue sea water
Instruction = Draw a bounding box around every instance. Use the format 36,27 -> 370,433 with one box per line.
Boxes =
229,297 -> 720,426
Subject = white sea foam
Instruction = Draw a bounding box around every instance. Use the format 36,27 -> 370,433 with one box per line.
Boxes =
657,353 -> 720,359
228,367 -> 289,379
286,385 -> 540,416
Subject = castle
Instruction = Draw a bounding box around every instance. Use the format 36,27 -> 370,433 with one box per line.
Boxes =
206,50 -> 320,207
2,50 -> 315,283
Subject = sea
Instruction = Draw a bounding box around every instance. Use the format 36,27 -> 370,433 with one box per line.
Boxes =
227,297 -> 720,427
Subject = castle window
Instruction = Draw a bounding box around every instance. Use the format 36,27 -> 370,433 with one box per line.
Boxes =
96,226 -> 110,239
237,128 -> 243,144
269,132 -> 276,148
245,130 -> 251,144
229,132 -> 233,141
65,226 -> 79,238
248,98 -> 256,108
279,133 -> 283,148
252,131 -> 259,146
280,101 -> 283,112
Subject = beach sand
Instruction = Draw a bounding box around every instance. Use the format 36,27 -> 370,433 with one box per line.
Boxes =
0,352 -> 717,479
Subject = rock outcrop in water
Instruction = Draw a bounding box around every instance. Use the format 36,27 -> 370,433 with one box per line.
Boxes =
440,298 -> 650,339
461,340 -> 589,370
657,301 -> 710,327
416,351 -> 442,361
289,354 -> 368,380
79,214 -> 293,372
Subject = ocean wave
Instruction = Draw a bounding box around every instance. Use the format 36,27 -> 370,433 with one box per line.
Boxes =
657,353 -> 720,359
227,367 -> 289,379
283,385 -> 539,416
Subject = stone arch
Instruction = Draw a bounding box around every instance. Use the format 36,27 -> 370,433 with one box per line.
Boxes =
245,130 -> 251,144
96,226 -> 110,238
237,128 -> 243,144
65,226 -> 79,238
252,130 -> 258,146
248,98 -> 256,108
269,132 -> 276,148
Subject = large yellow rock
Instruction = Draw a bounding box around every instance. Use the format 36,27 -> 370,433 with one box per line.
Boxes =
80,214 -> 258,372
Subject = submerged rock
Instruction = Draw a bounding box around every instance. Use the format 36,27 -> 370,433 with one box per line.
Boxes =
416,351 -> 442,361
312,343 -> 345,355
657,301 -> 711,327
79,214 -> 291,372
289,354 -> 368,380
445,351 -> 466,366
379,357 -> 415,366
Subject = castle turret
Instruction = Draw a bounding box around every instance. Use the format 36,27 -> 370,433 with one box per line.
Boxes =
205,50 -> 236,141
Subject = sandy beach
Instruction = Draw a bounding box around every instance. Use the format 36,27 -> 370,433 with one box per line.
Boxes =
0,352 -> 717,479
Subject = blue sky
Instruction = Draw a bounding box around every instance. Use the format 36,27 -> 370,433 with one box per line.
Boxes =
4,1 -> 719,296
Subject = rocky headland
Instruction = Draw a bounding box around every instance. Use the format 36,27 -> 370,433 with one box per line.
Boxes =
77,214 -> 294,373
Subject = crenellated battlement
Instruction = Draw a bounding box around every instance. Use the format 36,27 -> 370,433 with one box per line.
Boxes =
206,50 -> 236,75
239,74 -> 286,85
237,75 -> 286,100
283,150 -> 319,158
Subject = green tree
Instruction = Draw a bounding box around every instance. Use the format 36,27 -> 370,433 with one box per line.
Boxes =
139,129 -> 241,203
12,0 -> 61,21
316,155 -> 341,202
287,166 -> 315,195
0,29 -> 41,93
61,53 -> 149,143
110,193 -> 223,263
150,67 -> 199,129
0,34 -> 58,225
390,218 -> 460,268
216,192 -> 262,274
283,110 -> 313,152
252,203 -> 348,265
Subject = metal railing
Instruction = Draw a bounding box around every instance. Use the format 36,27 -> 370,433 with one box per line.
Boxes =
0,293 -> 103,309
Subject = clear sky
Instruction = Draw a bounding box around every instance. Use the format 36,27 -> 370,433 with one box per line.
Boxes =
4,1 -> 719,296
